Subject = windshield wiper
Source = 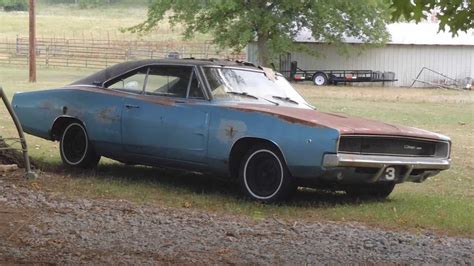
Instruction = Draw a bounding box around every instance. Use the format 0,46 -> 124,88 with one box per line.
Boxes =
227,91 -> 259,100
272,96 -> 299,105
227,91 -> 279,106
272,95 -> 317,109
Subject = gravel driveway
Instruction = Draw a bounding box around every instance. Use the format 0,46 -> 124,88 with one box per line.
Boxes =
0,174 -> 472,264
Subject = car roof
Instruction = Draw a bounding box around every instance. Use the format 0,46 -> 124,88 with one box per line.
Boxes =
70,59 -> 260,86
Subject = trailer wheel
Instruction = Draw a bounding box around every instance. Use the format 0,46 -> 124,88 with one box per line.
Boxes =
313,72 -> 328,86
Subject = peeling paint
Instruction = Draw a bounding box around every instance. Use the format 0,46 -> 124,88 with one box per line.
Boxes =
225,104 -> 445,140
96,107 -> 119,124
225,104 -> 327,128
225,126 -> 237,138
217,119 -> 247,143
71,87 -> 177,106
39,101 -> 54,111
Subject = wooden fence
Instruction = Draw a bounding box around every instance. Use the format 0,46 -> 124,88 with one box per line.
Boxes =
0,36 -> 246,69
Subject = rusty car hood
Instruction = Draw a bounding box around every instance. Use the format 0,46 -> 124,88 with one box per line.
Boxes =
227,103 -> 448,141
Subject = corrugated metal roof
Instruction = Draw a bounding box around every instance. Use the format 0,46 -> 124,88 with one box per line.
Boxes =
294,23 -> 474,46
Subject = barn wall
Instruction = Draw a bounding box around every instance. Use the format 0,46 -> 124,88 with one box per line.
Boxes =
247,43 -> 474,87
290,44 -> 474,87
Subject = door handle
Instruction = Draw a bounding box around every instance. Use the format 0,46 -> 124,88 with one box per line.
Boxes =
125,104 -> 140,109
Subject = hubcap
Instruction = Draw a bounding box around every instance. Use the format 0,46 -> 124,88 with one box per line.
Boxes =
244,150 -> 284,199
314,75 -> 325,85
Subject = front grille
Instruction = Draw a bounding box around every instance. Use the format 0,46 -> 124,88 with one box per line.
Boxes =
338,136 -> 449,158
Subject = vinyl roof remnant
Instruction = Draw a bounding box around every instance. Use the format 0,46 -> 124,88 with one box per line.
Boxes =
71,59 -> 262,86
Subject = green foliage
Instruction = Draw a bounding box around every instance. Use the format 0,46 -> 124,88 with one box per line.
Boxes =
129,0 -> 391,66
38,0 -> 149,6
0,0 -> 27,11
391,0 -> 473,36
78,0 -> 106,9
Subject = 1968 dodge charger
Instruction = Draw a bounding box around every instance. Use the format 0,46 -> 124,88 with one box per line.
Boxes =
12,59 -> 451,201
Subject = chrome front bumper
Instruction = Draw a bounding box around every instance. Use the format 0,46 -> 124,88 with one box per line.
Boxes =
323,154 -> 450,169
322,153 -> 450,183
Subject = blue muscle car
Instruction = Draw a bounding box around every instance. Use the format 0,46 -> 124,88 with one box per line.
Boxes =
12,59 -> 451,202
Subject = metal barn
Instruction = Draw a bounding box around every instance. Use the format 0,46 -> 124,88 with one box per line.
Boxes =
247,23 -> 474,87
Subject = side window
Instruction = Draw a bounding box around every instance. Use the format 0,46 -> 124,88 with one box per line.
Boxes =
145,66 -> 192,98
188,71 -> 205,99
106,67 -> 148,93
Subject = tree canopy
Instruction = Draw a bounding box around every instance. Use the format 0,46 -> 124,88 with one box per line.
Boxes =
391,0 -> 473,35
131,0 -> 472,66
130,0 -> 391,66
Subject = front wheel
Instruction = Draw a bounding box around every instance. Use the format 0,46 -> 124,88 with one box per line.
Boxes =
345,182 -> 395,199
60,122 -> 100,169
239,144 -> 295,202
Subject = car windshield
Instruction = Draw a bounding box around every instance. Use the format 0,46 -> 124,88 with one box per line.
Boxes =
203,67 -> 312,108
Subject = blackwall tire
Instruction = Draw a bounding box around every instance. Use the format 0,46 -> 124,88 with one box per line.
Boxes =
313,72 -> 328,86
60,122 -> 100,169
345,182 -> 395,200
239,144 -> 295,202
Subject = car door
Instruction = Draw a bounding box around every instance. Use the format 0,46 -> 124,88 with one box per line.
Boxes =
102,66 -> 159,157
120,64 -> 209,164
154,68 -> 210,164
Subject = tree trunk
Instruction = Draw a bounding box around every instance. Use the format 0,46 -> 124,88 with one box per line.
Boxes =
256,35 -> 270,67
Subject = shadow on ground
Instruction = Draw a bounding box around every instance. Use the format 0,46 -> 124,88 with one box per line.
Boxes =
38,160 -> 388,207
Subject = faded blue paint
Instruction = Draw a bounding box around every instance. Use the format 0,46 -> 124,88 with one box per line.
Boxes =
12,86 -> 339,179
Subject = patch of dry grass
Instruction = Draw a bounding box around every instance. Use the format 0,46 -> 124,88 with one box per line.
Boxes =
296,84 -> 474,104
0,4 -> 208,41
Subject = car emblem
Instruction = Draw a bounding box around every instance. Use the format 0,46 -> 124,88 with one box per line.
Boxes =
404,145 -> 422,150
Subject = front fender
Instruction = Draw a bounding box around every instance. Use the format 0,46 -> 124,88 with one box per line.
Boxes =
206,106 -> 340,178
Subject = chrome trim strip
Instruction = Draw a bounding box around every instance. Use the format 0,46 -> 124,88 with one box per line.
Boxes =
323,154 -> 450,170
339,134 -> 450,142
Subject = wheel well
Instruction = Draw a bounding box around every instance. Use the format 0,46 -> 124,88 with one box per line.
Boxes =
229,137 -> 284,179
50,117 -> 83,141
312,71 -> 327,80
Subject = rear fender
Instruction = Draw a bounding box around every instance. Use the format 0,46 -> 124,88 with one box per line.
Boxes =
50,115 -> 86,141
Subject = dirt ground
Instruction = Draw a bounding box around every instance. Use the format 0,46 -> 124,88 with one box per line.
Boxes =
0,170 -> 472,264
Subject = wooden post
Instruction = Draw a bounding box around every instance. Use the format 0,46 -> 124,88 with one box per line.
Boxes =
28,0 -> 36,82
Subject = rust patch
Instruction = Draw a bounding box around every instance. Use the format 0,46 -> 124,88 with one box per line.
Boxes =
225,104 -> 327,128
225,126 -> 237,138
96,107 -> 119,124
225,103 -> 445,140
217,119 -> 247,143
39,101 -> 54,111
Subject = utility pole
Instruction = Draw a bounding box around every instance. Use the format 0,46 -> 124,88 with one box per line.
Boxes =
28,0 -> 36,83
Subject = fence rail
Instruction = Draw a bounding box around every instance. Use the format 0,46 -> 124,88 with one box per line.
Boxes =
0,36 -> 246,69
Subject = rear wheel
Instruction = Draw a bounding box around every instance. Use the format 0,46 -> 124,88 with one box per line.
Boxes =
60,122 -> 100,169
313,72 -> 328,86
239,144 -> 295,202
345,182 -> 395,199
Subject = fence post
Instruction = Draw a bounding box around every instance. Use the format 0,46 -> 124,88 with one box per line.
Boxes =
15,34 -> 19,54
0,87 -> 37,179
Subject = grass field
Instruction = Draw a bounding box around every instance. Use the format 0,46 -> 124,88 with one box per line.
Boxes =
1,65 -> 473,237
0,3 -> 207,41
